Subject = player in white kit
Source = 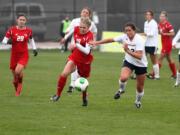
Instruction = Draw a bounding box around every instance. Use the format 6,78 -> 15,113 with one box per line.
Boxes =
143,10 -> 160,79
172,29 -> 180,87
60,7 -> 97,93
89,23 -> 148,108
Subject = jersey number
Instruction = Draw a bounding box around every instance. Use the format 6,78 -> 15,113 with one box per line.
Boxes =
17,36 -> 24,42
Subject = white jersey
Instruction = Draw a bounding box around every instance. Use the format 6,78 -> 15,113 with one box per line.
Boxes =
172,29 -> 180,54
114,34 -> 148,67
66,18 -> 97,35
144,19 -> 158,47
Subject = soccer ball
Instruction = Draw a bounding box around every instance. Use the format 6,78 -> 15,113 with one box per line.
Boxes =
74,77 -> 89,92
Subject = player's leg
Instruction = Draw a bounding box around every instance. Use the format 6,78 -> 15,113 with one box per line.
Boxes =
68,69 -> 79,93
51,60 -> 76,101
166,53 -> 177,78
175,55 -> 180,87
12,70 -> 18,91
114,62 -> 133,100
14,64 -> 24,96
135,73 -> 146,108
134,66 -> 146,108
77,63 -> 91,106
149,47 -> 160,79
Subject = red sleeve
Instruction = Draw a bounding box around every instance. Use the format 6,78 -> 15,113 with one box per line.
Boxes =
5,27 -> 12,38
87,32 -> 94,42
167,22 -> 174,32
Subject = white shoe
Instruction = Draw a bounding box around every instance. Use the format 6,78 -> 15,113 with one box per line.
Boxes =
135,101 -> 141,109
174,82 -> 180,87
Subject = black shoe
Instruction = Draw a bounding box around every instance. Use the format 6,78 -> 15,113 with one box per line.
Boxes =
50,95 -> 60,102
67,86 -> 74,93
171,75 -> 176,79
114,91 -> 121,99
82,99 -> 88,106
146,73 -> 155,79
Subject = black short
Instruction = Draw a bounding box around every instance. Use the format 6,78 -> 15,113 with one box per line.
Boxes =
145,46 -> 157,55
179,55 -> 180,62
122,60 -> 147,75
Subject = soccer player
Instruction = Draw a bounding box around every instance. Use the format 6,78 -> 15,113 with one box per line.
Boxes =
1,13 -> 38,96
89,23 -> 147,108
172,29 -> 180,86
51,17 -> 94,106
148,11 -> 176,79
143,10 -> 160,79
61,7 -> 97,93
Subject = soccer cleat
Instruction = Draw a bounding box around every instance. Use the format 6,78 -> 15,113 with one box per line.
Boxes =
82,99 -> 88,106
50,95 -> 60,102
114,90 -> 124,100
135,101 -> 141,109
146,73 -> 155,80
130,74 -> 136,79
67,86 -> 74,93
174,82 -> 180,87
171,75 -> 177,80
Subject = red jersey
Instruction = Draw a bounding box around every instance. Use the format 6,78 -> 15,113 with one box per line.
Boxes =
69,26 -> 94,64
5,26 -> 32,54
159,21 -> 174,51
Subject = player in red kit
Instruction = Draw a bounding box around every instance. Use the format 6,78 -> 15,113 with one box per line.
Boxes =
148,11 -> 176,79
1,14 -> 38,96
51,17 -> 93,106
159,11 -> 176,78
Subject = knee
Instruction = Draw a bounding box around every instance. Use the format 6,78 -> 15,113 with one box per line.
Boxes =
60,72 -> 68,78
120,75 -> 128,82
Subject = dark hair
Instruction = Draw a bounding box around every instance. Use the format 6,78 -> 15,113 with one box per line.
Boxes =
17,13 -> 27,19
146,10 -> 154,17
161,11 -> 168,17
82,7 -> 92,18
124,22 -> 137,31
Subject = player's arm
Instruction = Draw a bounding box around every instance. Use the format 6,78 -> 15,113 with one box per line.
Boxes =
172,30 -> 180,47
29,37 -> 38,56
76,43 -> 91,55
89,38 -> 114,46
162,30 -> 175,36
1,37 -> 9,45
124,44 -> 143,60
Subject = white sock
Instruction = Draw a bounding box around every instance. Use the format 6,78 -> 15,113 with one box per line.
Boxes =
70,69 -> 79,87
175,71 -> 180,84
153,64 -> 160,78
119,80 -> 127,92
136,90 -> 144,102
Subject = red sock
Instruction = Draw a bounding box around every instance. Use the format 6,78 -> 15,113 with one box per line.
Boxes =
13,76 -> 18,91
169,63 -> 176,76
56,76 -> 67,96
16,75 -> 23,95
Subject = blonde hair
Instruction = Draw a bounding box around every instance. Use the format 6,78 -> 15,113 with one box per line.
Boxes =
80,17 -> 91,27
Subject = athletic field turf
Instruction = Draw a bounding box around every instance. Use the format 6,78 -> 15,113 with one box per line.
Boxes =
0,50 -> 180,135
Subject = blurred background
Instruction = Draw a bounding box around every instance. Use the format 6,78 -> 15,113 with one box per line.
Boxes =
0,0 -> 180,41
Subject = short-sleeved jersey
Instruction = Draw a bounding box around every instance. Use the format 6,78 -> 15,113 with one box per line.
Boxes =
5,26 -> 32,53
113,34 -> 147,67
159,21 -> 174,49
69,26 -> 94,64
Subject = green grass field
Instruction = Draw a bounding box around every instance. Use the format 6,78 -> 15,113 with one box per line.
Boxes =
0,50 -> 180,135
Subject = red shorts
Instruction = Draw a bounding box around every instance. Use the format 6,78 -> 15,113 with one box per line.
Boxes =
161,46 -> 172,55
10,52 -> 29,70
68,57 -> 91,78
